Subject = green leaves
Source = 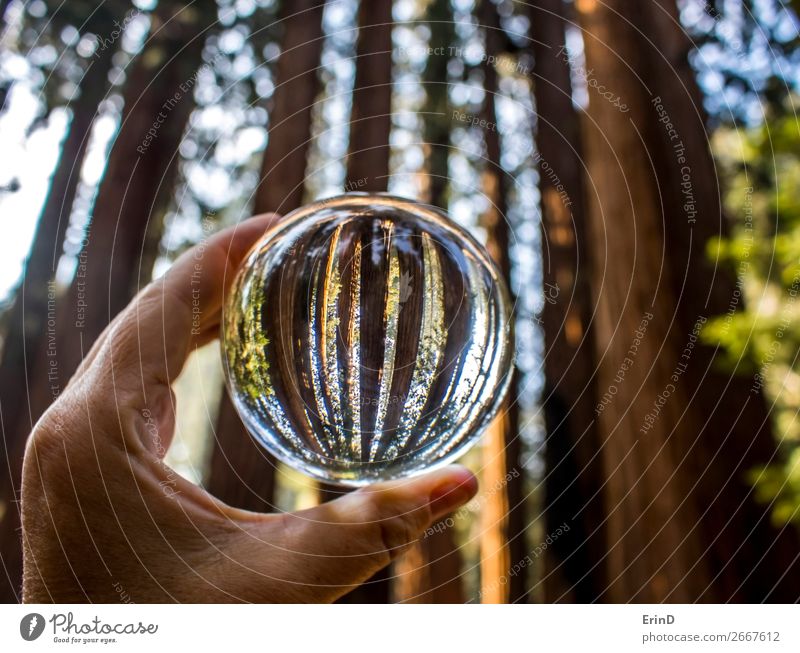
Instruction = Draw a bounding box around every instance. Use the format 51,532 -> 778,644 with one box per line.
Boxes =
708,100 -> 800,524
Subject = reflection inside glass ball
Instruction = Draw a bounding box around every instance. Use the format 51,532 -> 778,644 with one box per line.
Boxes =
222,193 -> 513,486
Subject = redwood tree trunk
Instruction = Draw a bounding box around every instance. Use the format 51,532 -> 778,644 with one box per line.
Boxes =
528,0 -> 607,603
207,0 -> 327,512
40,1 -> 215,386
329,0 -> 395,603
637,0 -> 800,601
0,42 -> 114,493
344,0 -> 393,191
392,0 -> 464,603
61,2 -> 214,363
575,0 -> 714,602
477,0 -> 526,605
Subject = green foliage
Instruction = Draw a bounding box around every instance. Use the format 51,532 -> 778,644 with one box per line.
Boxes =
706,96 -> 800,525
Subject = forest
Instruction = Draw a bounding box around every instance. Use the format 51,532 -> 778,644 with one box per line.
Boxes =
1,0 -> 800,603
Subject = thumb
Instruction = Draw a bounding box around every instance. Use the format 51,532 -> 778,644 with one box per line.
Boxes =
219,466 -> 478,603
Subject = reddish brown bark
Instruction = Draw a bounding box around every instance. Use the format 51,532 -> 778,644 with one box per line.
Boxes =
637,0 -> 800,601
345,0 -> 393,191
528,0 -> 607,603
254,1 -> 327,216
575,0 -> 714,602
323,0 -> 395,603
476,0 -> 526,604
55,1 -> 215,379
206,0 -> 327,513
391,0 -> 465,603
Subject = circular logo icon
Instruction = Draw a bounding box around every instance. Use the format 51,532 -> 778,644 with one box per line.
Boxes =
20,613 -> 45,641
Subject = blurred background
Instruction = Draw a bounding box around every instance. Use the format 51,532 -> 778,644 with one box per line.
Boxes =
1,0 -> 800,603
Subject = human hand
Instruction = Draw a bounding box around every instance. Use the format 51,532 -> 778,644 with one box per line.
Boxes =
20,214 -> 478,603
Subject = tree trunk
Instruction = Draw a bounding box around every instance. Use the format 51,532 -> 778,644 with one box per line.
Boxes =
528,0 -> 607,603
637,0 -> 800,601
32,1 -> 215,388
252,1 -> 327,216
206,0 -> 327,512
575,0 -> 714,602
62,2 -> 213,363
327,0 -> 395,603
392,0 -> 464,603
344,0 -> 393,191
476,0 -> 526,605
0,0 -> 214,602
0,42 -> 114,495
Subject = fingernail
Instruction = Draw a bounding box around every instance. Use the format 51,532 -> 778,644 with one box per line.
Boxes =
429,469 -> 478,518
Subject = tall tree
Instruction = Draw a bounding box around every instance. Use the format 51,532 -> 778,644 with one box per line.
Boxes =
575,0 -> 718,602
0,0 -> 216,602
344,0 -> 393,190
418,0 -> 452,209
392,0 -> 465,604
476,0 -> 526,604
636,0 -> 800,600
327,0 -> 395,603
59,0 -> 216,368
0,13 -> 116,506
207,0 -> 327,512
528,0 -> 607,602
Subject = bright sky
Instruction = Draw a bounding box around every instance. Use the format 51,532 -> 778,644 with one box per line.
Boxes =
0,81 -> 65,300
0,75 -> 121,300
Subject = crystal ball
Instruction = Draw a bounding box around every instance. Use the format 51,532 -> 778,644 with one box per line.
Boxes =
221,193 -> 514,486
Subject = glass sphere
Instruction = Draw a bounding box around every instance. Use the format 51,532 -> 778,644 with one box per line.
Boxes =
221,193 -> 513,486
